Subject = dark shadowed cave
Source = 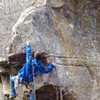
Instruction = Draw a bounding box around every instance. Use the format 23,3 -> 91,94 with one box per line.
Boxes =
27,84 -> 76,100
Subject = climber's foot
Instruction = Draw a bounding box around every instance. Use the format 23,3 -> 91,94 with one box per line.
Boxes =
9,95 -> 16,100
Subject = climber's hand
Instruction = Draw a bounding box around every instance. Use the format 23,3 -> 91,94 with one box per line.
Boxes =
26,40 -> 30,45
27,85 -> 31,89
27,84 -> 32,92
52,62 -> 56,68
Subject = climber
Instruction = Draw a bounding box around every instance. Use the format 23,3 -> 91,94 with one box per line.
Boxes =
9,40 -> 56,100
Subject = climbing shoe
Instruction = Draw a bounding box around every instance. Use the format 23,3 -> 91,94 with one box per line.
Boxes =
9,96 -> 16,99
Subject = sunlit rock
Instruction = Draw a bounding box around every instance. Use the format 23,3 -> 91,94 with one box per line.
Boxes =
0,0 -> 100,100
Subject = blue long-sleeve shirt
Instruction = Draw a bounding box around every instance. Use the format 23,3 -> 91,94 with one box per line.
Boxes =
18,44 -> 54,83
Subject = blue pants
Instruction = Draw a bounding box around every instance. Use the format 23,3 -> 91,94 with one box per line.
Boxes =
10,76 -> 35,100
29,89 -> 35,100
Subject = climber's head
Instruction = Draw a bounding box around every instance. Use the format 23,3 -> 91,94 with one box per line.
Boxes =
34,51 -> 47,64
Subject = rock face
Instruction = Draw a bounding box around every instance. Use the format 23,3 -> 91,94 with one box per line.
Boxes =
0,0 -> 100,100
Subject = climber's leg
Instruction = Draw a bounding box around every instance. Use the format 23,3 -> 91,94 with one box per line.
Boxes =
29,89 -> 35,100
10,76 -> 17,98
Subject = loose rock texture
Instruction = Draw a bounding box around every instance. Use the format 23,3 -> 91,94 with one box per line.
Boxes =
0,0 -> 100,100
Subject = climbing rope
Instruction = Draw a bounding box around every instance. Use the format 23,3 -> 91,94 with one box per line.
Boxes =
33,65 -> 36,100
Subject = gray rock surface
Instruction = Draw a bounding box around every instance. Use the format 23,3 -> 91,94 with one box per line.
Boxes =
0,0 -> 100,100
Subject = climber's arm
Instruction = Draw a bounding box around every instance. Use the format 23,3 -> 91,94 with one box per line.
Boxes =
38,61 -> 55,74
26,40 -> 33,63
